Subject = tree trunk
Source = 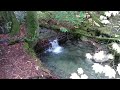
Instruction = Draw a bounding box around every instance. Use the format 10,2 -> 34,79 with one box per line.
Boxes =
10,11 -> 20,36
26,11 -> 39,48
0,11 -> 20,35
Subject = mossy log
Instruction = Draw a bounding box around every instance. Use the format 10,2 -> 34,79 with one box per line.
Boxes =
38,17 -> 120,43
39,19 -> 110,35
39,19 -> 76,31
74,31 -> 120,42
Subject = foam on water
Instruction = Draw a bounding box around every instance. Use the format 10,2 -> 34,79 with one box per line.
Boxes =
47,39 -> 63,54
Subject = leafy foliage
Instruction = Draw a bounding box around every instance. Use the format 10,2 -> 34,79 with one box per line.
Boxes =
36,11 -> 53,20
53,11 -> 85,26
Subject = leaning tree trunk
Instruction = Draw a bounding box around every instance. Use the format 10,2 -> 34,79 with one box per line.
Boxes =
0,11 -> 20,35
10,11 -> 20,36
0,11 -> 11,34
26,11 -> 39,48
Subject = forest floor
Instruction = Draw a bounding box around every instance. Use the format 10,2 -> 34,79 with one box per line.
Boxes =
0,24 -> 58,79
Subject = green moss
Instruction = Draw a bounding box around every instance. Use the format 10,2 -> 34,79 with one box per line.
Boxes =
26,11 -> 39,39
10,12 -> 20,36
0,11 -> 20,35
23,42 -> 29,49
0,11 -> 11,22
98,27 -> 110,34
26,11 -> 39,48
23,42 -> 36,58
0,11 -> 12,33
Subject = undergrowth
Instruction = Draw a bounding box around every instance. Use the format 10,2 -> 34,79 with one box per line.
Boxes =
53,11 -> 85,26
23,42 -> 37,58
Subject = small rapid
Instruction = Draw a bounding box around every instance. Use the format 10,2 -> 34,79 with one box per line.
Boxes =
46,39 -> 63,54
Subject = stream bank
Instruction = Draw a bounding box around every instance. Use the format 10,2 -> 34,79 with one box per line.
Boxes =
0,25 -> 59,79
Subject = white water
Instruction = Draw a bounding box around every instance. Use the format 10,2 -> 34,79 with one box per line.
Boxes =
47,39 -> 63,54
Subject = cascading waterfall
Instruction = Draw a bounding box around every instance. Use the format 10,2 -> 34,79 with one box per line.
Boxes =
46,39 -> 63,54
